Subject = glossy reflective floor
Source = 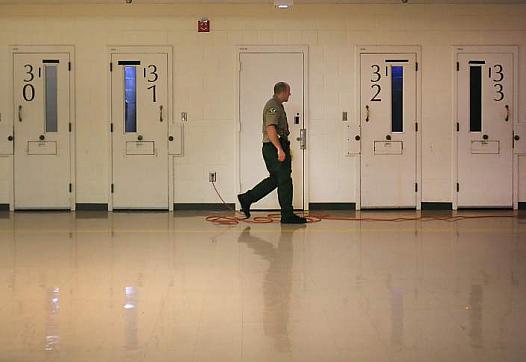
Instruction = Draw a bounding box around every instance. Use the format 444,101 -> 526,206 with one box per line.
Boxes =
0,210 -> 525,362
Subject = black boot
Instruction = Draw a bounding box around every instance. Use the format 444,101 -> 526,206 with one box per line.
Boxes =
237,193 -> 251,219
281,214 -> 307,224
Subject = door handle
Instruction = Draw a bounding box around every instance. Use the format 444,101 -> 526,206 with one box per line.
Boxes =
365,105 -> 370,122
514,135 -> 520,141
8,135 -> 13,141
18,105 -> 22,122
386,135 -> 392,141
39,135 -> 45,141
168,136 -> 174,142
137,135 -> 143,141
482,134 -> 489,140
160,105 -> 164,123
296,129 -> 307,150
505,105 -> 509,122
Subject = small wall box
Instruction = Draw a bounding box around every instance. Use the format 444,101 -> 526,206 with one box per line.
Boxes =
198,19 -> 210,33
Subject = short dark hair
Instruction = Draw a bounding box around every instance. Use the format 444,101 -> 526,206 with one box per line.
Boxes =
274,82 -> 289,95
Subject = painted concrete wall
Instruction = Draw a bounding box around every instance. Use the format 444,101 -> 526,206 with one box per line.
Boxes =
0,3 -> 525,206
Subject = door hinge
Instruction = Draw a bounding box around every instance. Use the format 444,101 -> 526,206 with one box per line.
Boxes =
456,122 -> 460,132
415,183 -> 418,192
456,62 -> 460,71
111,184 -> 114,193
238,61 -> 242,72
456,183 -> 460,192
415,62 -> 419,71
415,122 -> 418,132
69,122 -> 72,132
110,62 -> 113,72
69,183 -> 72,193
110,123 -> 113,133
68,62 -> 72,71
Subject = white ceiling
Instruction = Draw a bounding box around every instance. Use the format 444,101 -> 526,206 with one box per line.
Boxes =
0,0 -> 524,4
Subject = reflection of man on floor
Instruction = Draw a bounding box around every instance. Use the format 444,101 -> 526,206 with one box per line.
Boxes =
238,225 -> 305,352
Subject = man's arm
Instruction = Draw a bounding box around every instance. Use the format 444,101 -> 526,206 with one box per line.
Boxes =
266,125 -> 286,162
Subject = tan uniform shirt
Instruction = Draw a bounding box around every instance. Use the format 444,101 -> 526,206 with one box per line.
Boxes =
262,96 -> 290,143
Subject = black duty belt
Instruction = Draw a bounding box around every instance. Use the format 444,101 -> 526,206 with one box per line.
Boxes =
263,137 -> 289,145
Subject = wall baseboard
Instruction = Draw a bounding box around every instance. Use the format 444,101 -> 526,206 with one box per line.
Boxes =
174,203 -> 235,211
309,203 -> 356,210
421,202 -> 453,210
113,209 -> 168,212
8,202 -> 520,212
76,203 -> 108,211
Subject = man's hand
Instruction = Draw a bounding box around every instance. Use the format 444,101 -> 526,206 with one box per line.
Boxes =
277,148 -> 286,162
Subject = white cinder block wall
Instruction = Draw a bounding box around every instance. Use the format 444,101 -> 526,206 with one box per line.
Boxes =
0,4 -> 525,207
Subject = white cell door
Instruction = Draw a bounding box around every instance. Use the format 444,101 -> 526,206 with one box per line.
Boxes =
457,53 -> 514,207
111,54 -> 169,209
239,52 -> 305,210
360,54 -> 417,208
13,53 -> 71,209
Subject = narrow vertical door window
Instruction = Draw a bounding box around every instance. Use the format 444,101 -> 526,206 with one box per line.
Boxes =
45,65 -> 58,132
391,66 -> 404,132
469,66 -> 482,132
124,66 -> 137,133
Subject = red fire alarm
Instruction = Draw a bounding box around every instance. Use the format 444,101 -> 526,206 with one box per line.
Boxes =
198,18 -> 210,33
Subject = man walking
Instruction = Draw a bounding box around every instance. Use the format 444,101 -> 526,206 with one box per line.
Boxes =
238,82 -> 307,224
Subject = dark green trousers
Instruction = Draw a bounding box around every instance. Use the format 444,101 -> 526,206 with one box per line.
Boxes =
245,138 -> 293,217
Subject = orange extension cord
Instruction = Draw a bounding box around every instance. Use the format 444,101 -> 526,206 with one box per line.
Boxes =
205,182 -> 519,226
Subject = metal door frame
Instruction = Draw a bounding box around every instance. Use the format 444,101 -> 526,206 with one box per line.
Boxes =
9,45 -> 76,211
107,46 -> 174,211
235,45 -> 310,211
354,45 -> 422,210
452,45 -> 519,210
